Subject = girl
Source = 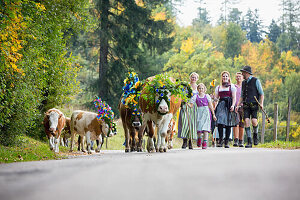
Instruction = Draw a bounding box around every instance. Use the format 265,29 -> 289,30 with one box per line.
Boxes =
189,83 -> 217,149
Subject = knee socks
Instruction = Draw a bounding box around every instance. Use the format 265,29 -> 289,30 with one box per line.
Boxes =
245,127 -> 251,138
218,125 -> 224,140
225,126 -> 231,141
253,125 -> 258,134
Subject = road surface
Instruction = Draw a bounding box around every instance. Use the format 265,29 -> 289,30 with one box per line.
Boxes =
0,148 -> 299,200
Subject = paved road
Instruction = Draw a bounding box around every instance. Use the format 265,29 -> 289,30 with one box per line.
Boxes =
0,148 -> 300,200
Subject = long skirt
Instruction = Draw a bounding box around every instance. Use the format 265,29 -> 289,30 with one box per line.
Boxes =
196,106 -> 211,132
177,104 -> 197,140
215,101 -> 239,127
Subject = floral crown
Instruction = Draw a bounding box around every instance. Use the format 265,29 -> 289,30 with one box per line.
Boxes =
142,74 -> 193,113
121,72 -> 143,121
93,97 -> 116,133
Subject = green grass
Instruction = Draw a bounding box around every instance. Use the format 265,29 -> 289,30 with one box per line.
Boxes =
256,140 -> 300,149
0,135 -> 69,164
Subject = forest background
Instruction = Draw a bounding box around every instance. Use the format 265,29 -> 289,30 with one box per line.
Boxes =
0,0 -> 299,146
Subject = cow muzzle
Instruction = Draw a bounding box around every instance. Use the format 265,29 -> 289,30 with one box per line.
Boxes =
132,121 -> 141,128
158,105 -> 169,113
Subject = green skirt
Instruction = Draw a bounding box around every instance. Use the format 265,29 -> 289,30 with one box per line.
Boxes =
177,104 -> 198,140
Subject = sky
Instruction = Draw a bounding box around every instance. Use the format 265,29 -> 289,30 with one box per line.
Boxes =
175,0 -> 282,27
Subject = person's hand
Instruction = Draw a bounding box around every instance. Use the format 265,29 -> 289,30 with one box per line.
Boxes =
230,105 -> 234,112
235,106 -> 239,113
213,114 -> 217,121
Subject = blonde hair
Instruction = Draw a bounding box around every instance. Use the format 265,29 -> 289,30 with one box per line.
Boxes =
220,71 -> 231,85
189,72 -> 199,79
197,83 -> 207,93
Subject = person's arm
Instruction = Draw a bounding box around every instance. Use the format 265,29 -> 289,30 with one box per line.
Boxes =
256,79 -> 264,109
230,85 -> 236,112
208,101 -> 217,121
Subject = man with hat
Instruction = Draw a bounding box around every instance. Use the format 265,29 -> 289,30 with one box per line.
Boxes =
236,65 -> 264,148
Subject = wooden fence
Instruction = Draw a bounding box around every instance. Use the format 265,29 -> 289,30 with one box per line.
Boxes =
261,97 -> 298,143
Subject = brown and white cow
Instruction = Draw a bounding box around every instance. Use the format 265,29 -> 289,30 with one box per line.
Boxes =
118,100 -> 143,152
43,108 -> 66,152
69,110 -> 114,154
139,77 -> 181,153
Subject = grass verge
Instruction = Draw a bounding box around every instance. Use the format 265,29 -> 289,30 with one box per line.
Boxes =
256,140 -> 300,149
0,135 -> 69,164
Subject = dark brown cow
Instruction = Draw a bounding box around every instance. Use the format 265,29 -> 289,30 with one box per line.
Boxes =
43,108 -> 66,152
139,76 -> 181,153
119,100 -> 143,152
61,117 -> 71,147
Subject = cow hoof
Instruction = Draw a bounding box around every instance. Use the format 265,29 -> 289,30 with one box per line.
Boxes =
147,147 -> 155,153
69,150 -> 73,152
125,149 -> 130,153
95,149 -> 100,153
88,151 -> 92,154
137,148 -> 142,152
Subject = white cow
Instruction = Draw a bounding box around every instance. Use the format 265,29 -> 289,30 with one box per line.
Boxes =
70,110 -> 115,154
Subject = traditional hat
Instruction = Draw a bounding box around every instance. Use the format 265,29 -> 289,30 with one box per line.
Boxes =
240,65 -> 253,75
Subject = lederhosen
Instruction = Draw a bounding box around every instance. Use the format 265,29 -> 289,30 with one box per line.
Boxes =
242,77 -> 259,119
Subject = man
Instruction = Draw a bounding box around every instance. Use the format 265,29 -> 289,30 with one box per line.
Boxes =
236,66 -> 264,148
233,72 -> 244,147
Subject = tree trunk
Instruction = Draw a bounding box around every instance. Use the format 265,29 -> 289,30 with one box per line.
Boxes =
98,0 -> 109,99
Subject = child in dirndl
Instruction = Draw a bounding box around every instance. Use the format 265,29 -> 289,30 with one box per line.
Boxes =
189,83 -> 217,149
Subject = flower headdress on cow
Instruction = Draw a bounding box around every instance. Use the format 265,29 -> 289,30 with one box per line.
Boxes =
142,73 -> 193,115
121,71 -> 143,122
93,97 -> 117,134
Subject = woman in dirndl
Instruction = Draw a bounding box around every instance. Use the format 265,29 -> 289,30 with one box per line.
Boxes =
214,71 -> 239,148
178,72 -> 198,149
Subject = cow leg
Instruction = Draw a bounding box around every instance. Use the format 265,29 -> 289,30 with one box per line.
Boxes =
158,114 -> 172,152
146,120 -> 155,153
54,136 -> 60,153
137,123 -> 146,152
81,136 -> 86,153
86,131 -> 92,154
49,136 -> 54,151
123,124 -> 130,153
130,128 -> 136,152
95,135 -> 102,153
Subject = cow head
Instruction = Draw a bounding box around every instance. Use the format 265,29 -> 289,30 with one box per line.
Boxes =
47,111 -> 62,134
131,108 -> 142,130
155,88 -> 171,115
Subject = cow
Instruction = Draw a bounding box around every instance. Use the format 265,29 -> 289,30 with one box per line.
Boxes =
119,100 -> 143,152
60,117 -> 71,147
139,76 -> 182,153
43,108 -> 66,153
69,110 -> 115,154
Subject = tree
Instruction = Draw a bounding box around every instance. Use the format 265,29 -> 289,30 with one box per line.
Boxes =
244,9 -> 263,43
228,8 -> 242,25
95,0 -> 175,112
224,22 -> 246,59
268,20 -> 281,43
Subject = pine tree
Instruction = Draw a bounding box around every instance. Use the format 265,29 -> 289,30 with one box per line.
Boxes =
268,20 -> 281,43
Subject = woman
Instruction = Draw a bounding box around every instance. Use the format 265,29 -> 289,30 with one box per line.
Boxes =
214,71 -> 238,148
178,72 -> 198,149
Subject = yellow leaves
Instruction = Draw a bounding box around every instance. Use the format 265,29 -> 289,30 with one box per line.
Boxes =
111,2 -> 125,15
291,126 -> 300,139
135,0 -> 145,8
181,37 -> 195,55
35,3 -> 46,11
152,12 -> 166,21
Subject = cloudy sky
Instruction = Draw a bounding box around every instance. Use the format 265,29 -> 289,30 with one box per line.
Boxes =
175,0 -> 282,27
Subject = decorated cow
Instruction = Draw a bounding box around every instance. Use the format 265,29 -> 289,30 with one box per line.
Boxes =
119,72 -> 143,152
139,74 -> 191,152
70,98 -> 116,154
